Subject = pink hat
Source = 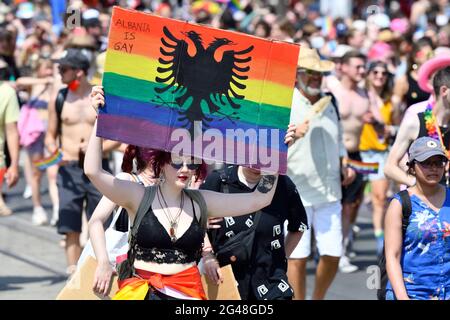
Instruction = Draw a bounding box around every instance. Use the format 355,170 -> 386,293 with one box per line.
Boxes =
367,41 -> 393,61
390,18 -> 409,34
418,53 -> 450,93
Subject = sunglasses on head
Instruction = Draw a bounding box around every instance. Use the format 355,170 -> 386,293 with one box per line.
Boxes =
170,161 -> 201,170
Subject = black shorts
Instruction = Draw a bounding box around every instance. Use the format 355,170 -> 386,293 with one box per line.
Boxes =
342,152 -> 365,204
57,160 -> 111,234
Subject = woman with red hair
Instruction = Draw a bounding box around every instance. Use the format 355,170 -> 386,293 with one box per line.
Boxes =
85,86 -> 286,300
88,143 -> 218,297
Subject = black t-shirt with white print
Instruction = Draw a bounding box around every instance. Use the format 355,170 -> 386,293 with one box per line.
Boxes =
200,165 -> 308,300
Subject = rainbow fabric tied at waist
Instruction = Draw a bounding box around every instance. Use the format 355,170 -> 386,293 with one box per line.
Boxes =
32,149 -> 63,170
113,265 -> 206,300
347,159 -> 379,174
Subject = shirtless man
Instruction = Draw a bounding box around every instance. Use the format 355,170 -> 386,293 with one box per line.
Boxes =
45,49 -> 119,274
326,51 -> 371,272
384,67 -> 450,187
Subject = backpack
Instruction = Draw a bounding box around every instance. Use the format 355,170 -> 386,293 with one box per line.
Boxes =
325,92 -> 340,121
208,165 -> 262,267
55,87 -> 68,136
377,189 -> 412,300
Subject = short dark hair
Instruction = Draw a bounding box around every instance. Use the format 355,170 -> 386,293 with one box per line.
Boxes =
433,66 -> 450,97
254,20 -> 271,38
341,50 -> 366,65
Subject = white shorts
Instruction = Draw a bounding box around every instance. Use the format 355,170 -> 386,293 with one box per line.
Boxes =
286,201 -> 343,259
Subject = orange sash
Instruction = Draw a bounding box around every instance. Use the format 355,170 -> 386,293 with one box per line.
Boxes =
113,266 -> 206,300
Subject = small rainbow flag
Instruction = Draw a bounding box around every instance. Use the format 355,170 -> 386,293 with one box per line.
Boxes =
347,159 -> 379,175
32,149 -> 63,171
228,0 -> 242,11
322,16 -> 336,39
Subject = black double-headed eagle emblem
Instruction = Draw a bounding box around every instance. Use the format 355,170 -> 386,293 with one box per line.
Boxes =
155,26 -> 254,134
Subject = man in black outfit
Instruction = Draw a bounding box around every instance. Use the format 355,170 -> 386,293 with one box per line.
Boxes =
200,165 -> 308,300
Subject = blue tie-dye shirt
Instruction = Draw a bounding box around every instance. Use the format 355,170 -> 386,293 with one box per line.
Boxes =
386,188 -> 450,300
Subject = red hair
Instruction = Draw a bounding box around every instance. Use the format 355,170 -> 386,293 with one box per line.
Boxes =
121,145 -> 154,173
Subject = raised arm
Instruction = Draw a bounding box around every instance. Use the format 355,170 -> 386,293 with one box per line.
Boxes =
384,198 -> 410,300
200,174 -> 278,218
384,115 -> 419,186
84,87 -> 144,213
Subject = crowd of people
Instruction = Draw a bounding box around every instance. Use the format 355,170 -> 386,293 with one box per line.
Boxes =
1,0 -> 450,300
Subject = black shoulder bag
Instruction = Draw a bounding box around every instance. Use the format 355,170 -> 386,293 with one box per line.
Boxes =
212,166 -> 263,267
116,186 -> 157,281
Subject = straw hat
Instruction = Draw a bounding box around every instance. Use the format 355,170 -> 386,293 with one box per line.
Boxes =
297,47 -> 335,73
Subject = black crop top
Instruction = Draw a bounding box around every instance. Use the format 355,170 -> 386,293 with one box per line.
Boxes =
134,193 -> 205,264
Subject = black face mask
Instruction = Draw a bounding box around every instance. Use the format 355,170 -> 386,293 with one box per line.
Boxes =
0,67 -> 10,81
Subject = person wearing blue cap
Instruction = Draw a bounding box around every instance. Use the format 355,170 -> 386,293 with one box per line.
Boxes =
385,136 -> 450,300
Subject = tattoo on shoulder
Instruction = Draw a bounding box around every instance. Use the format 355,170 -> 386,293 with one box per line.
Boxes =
257,175 -> 276,193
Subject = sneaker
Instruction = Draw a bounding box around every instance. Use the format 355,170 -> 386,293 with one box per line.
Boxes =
22,185 -> 32,199
352,224 -> 361,235
32,206 -> 48,226
339,256 -> 358,273
50,206 -> 59,227
347,251 -> 357,259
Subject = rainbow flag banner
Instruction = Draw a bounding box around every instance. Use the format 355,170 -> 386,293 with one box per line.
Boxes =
32,149 -> 63,171
97,7 -> 300,174
347,159 -> 379,175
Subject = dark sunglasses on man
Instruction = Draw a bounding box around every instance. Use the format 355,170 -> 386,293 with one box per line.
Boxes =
58,65 -> 74,73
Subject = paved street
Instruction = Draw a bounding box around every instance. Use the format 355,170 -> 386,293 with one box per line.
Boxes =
0,161 -> 379,300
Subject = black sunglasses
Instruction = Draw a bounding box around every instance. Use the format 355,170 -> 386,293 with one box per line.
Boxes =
58,65 -> 74,73
417,159 -> 448,169
170,162 -> 201,170
371,70 -> 388,76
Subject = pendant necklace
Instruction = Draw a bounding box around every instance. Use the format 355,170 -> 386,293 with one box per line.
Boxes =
157,186 -> 184,242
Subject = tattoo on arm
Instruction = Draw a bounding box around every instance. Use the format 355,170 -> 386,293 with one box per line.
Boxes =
257,175 -> 276,193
